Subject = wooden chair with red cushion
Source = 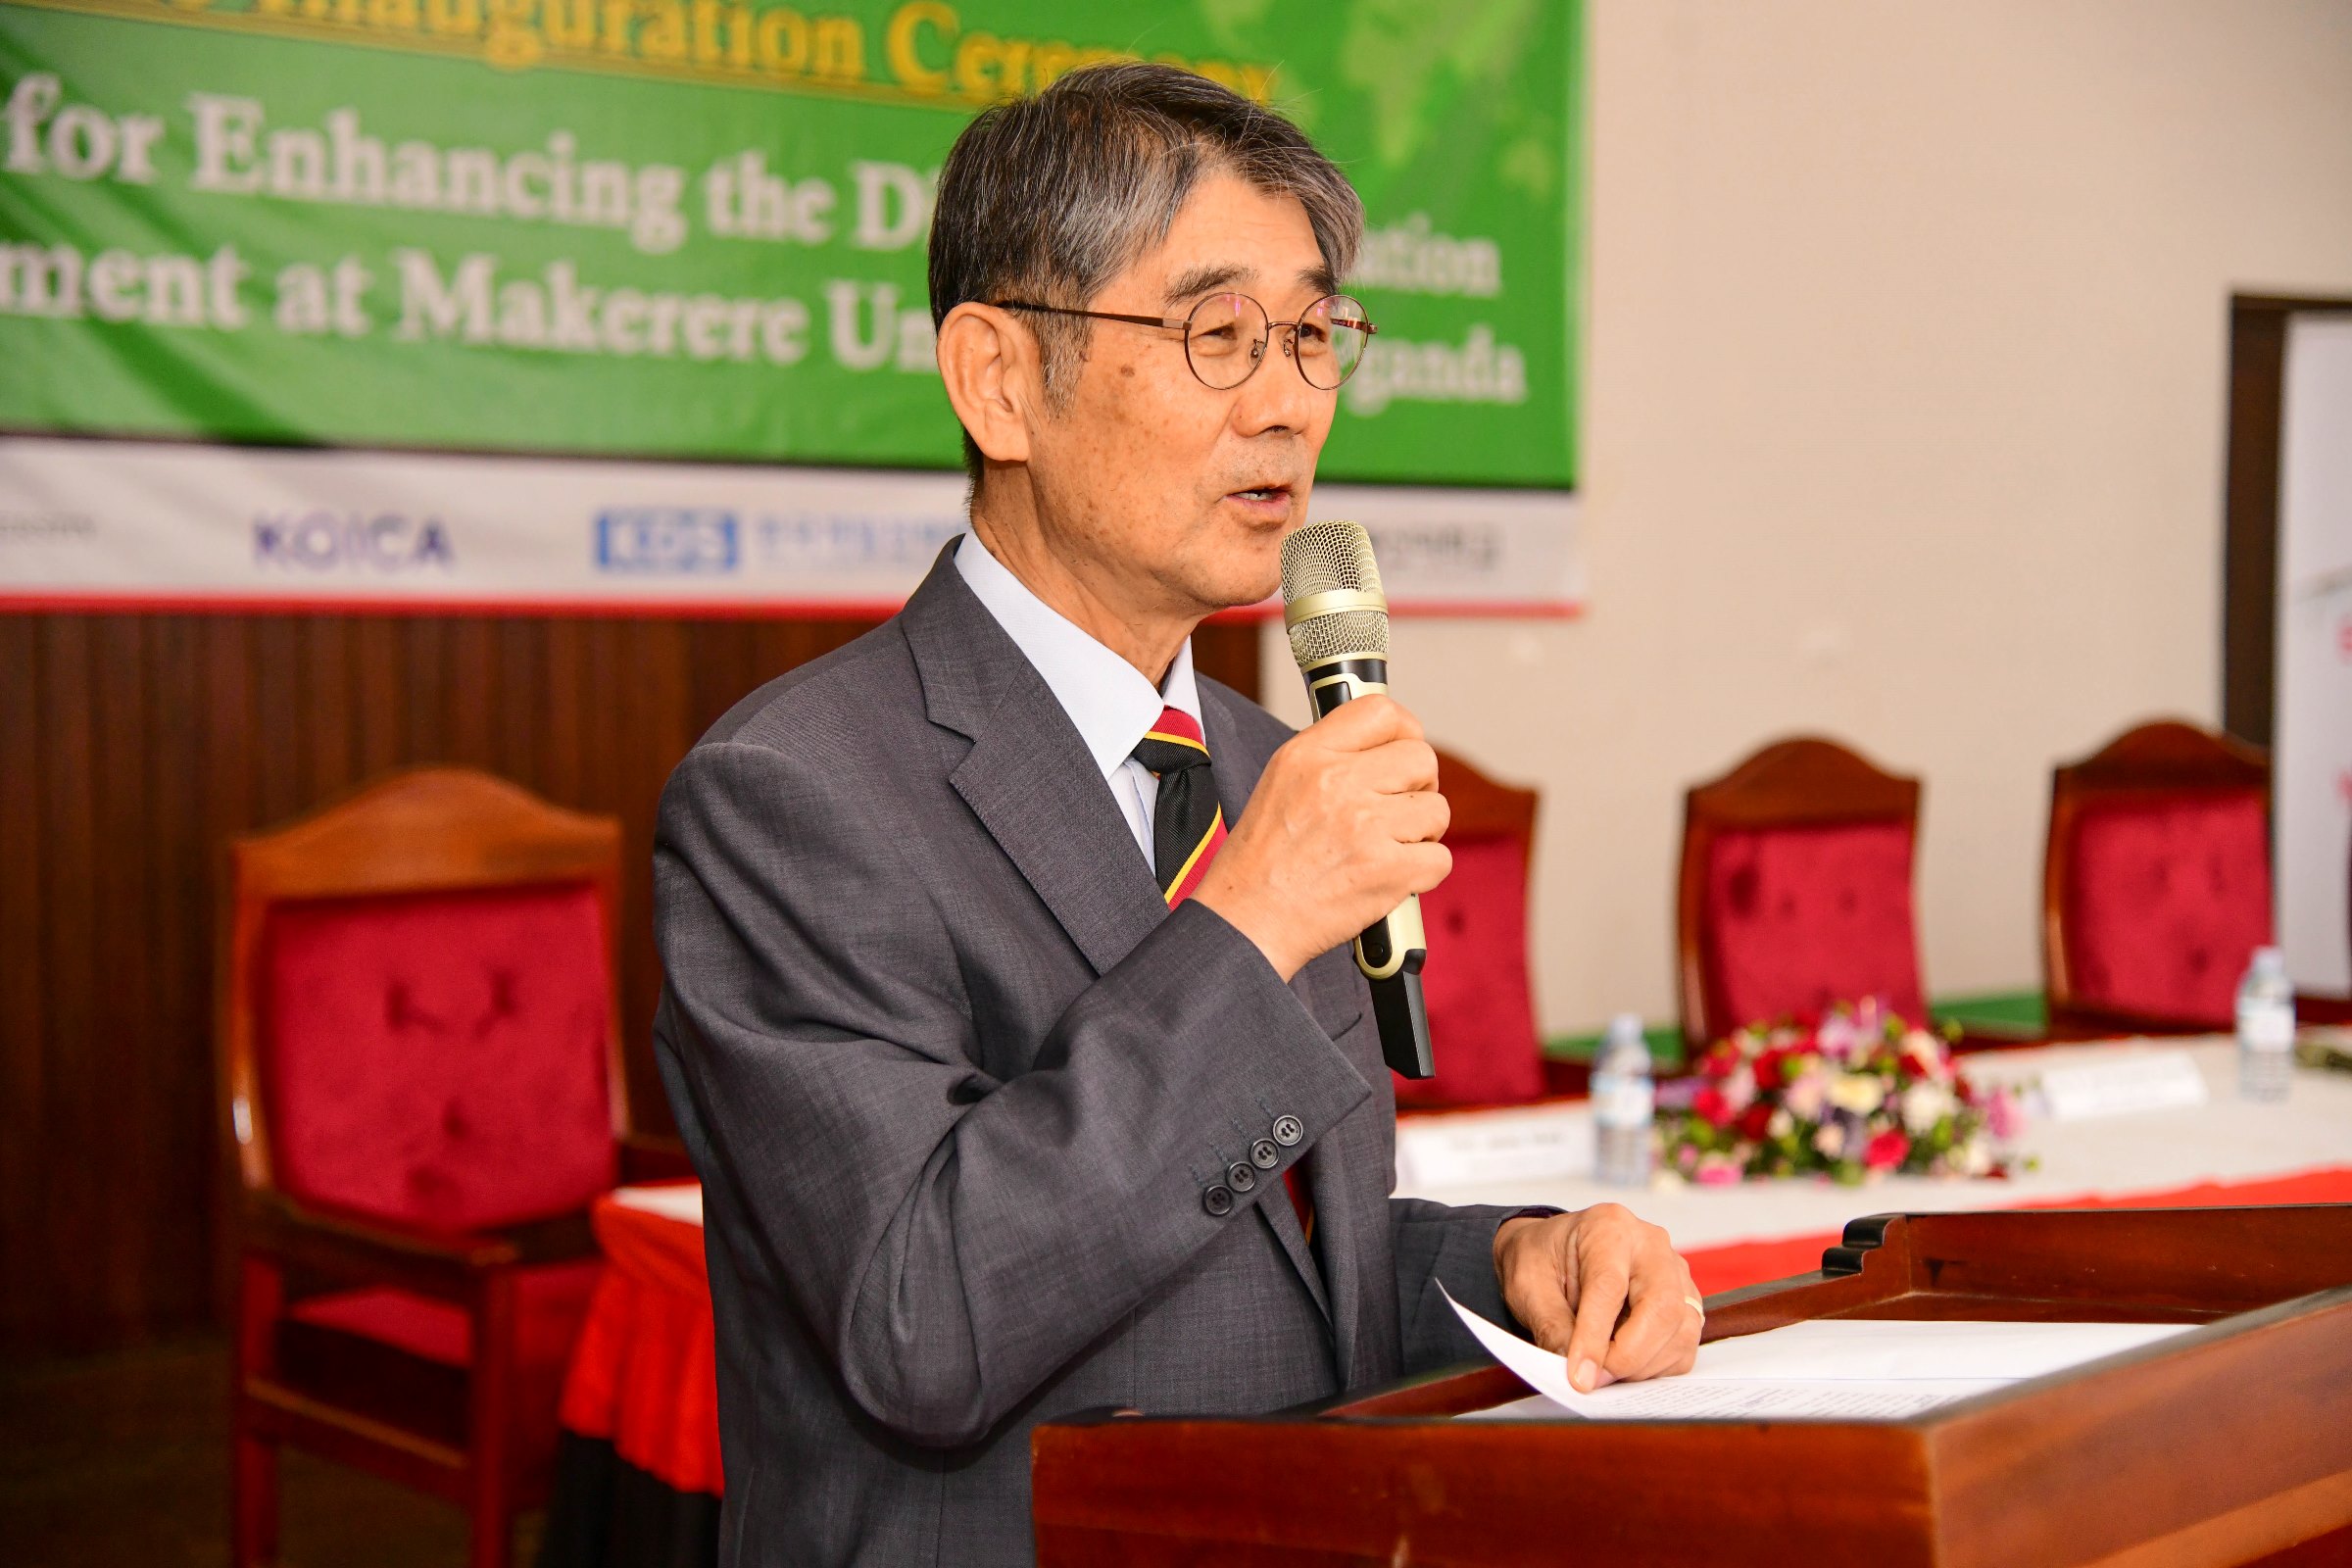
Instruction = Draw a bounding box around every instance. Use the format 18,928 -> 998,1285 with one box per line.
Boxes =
2042,719 -> 2278,1037
223,766 -> 663,1568
1396,749 -> 1552,1105
1677,737 -> 1929,1054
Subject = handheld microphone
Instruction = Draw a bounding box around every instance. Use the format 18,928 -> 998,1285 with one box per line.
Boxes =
1278,520 -> 1435,1080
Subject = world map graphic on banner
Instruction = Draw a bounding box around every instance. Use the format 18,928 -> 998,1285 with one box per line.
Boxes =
0,0 -> 1583,612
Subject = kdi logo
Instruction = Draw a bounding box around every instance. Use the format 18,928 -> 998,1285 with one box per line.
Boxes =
596,509 -> 739,573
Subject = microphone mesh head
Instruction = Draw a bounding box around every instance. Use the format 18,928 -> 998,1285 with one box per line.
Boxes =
1280,520 -> 1390,668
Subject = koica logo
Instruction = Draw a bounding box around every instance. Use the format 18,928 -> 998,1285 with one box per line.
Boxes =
254,511 -> 455,570
595,509 -> 739,573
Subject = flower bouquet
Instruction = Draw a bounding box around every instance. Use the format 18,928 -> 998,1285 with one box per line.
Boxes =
1655,1000 -> 2025,1187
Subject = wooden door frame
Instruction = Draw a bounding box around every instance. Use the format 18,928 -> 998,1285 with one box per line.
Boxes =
2222,293 -> 2352,748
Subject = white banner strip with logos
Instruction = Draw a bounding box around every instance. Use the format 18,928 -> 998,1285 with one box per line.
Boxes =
0,438 -> 1583,616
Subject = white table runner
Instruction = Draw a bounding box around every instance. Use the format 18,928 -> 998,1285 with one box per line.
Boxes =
1397,1039 -> 2352,1254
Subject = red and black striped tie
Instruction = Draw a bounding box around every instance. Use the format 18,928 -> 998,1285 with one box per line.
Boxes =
1131,707 -> 1228,907
1131,707 -> 1314,1242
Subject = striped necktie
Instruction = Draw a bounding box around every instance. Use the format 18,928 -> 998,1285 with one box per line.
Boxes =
1130,706 -> 1314,1242
1130,707 -> 1227,906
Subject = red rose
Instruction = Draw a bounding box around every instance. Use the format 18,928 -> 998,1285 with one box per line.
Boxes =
1864,1129 -> 1910,1170
1693,1086 -> 1734,1128
1737,1102 -> 1775,1142
1751,1048 -> 1789,1092
1698,1046 -> 1740,1080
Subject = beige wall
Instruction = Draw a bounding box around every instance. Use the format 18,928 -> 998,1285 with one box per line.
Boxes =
1264,0 -> 2352,1037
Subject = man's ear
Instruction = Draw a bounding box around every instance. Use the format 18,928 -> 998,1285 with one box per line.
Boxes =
937,303 -> 1036,469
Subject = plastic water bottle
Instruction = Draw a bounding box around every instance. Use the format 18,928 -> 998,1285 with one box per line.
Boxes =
1592,1012 -> 1655,1186
2236,946 -> 2295,1102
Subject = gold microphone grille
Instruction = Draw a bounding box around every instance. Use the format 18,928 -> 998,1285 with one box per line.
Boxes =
1280,518 -> 1386,600
1280,520 -> 1390,667
1289,608 -> 1391,667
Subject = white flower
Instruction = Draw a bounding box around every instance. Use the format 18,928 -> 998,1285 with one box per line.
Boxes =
1899,1081 -> 1955,1135
1813,1123 -> 1845,1159
1954,1137 -> 1993,1177
1767,1107 -> 1794,1140
1828,1074 -> 1885,1115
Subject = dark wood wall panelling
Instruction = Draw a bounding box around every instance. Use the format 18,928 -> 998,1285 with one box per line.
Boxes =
0,610 -> 1264,1358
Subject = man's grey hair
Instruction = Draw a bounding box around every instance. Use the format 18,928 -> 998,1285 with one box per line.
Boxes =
928,61 -> 1364,480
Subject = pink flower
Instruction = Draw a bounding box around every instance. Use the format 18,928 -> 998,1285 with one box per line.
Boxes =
1864,1129 -> 1911,1170
1695,1155 -> 1742,1187
1720,1065 -> 1758,1115
1985,1088 -> 2024,1141
1815,1013 -> 1860,1062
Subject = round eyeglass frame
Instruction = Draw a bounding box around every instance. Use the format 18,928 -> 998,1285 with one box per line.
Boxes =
989,292 -> 1377,391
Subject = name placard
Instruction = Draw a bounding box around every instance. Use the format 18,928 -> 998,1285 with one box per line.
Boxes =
2035,1051 -> 2211,1122
1396,1105 -> 1594,1191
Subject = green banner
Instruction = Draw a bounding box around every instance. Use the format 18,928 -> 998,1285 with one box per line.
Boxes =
0,0 -> 1578,486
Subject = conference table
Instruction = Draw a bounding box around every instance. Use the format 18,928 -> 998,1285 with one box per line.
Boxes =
534,1038 -> 2352,1567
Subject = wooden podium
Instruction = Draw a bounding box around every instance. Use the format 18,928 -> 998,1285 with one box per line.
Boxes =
1032,1205 -> 2352,1567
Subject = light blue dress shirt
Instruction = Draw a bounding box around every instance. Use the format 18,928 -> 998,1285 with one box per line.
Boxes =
954,529 -> 1204,869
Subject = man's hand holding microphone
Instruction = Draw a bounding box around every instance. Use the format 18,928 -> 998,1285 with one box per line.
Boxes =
1199,514 -> 1700,1395
1194,694 -> 1447,985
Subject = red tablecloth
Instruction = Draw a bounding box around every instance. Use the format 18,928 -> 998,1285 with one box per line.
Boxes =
558,1185 -> 721,1497
558,1167 -> 2352,1497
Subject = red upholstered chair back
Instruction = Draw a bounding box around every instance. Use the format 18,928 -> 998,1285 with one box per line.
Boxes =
1678,738 -> 1927,1051
1398,750 -> 1545,1106
224,768 -> 625,1233
2044,720 -> 2273,1033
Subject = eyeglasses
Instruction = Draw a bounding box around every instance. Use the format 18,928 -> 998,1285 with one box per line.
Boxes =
991,292 -> 1377,391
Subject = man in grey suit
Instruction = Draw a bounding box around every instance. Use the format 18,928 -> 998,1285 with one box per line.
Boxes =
652,62 -> 1700,1567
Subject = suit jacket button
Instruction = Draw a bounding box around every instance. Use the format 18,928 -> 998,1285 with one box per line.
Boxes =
1226,1161 -> 1256,1194
1202,1185 -> 1235,1218
1271,1114 -> 1304,1148
1250,1138 -> 1280,1169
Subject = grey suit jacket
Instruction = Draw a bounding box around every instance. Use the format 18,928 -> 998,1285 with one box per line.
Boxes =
651,541 -> 1521,1567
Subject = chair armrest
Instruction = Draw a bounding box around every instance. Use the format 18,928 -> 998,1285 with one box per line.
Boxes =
2296,992 -> 2352,1027
498,1208 -> 600,1265
1539,1057 -> 1592,1098
617,1131 -> 698,1184
2056,994 -> 2352,1030
242,1192 -> 599,1299
2041,1003 -> 2224,1041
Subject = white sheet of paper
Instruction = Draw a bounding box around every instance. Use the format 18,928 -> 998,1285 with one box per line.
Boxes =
1440,1280 -> 1602,1411
1687,1317 -> 2192,1381
1439,1285 -> 2195,1422
1461,1381 -> 2011,1421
